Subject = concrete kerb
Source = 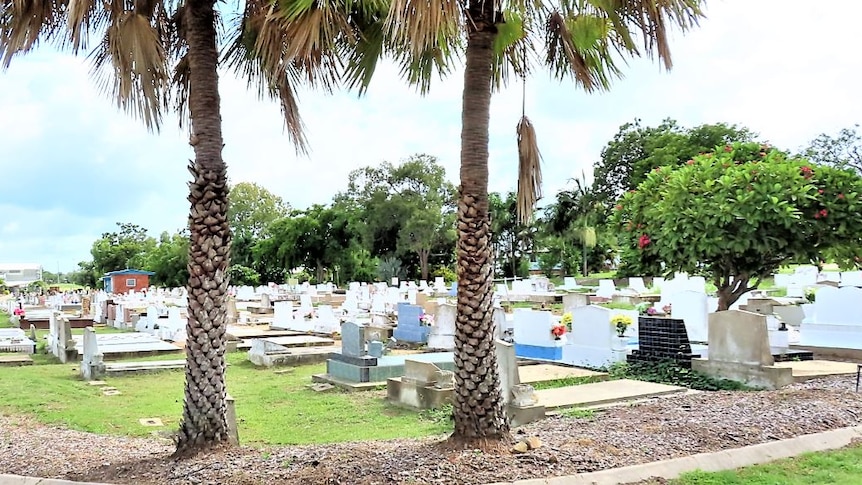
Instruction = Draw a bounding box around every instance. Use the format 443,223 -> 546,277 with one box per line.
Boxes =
490,425 -> 862,485
2,426 -> 861,485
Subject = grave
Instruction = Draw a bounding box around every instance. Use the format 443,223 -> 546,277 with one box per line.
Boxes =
386,359 -> 454,409
0,354 -> 33,366
392,302 -> 430,344
80,327 -> 106,381
426,303 -> 456,350
692,310 -> 793,389
800,286 -> 862,350
0,328 -> 35,354
247,335 -> 336,367
535,379 -> 687,410
561,305 -> 630,368
668,290 -> 709,343
72,332 -> 182,360
497,340 -> 545,427
561,293 -> 590,313
315,321 -> 454,390
48,312 -> 77,363
627,316 -> 699,368
513,309 -> 562,361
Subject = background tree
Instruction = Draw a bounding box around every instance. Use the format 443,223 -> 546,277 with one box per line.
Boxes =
489,192 -> 532,278
592,119 -> 756,209
542,173 -> 604,276
614,142 -> 862,310
228,182 -> 289,268
803,124 -> 862,174
146,230 -> 191,288
90,223 -> 157,276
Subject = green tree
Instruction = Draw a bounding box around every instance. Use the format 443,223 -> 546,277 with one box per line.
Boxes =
336,154 -> 456,278
90,223 -> 157,276
803,125 -> 862,174
592,119 -> 756,208
69,261 -> 99,288
613,142 -> 862,310
228,182 -> 289,268
489,192 -> 533,278
228,265 -> 261,286
145,231 -> 190,288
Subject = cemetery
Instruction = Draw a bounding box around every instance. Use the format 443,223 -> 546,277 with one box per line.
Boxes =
3,1 -> 862,483
2,260 -> 862,483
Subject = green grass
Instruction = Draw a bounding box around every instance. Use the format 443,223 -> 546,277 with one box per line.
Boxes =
665,444 -> 862,485
0,352 -> 452,445
0,312 -> 10,328
530,375 -> 607,390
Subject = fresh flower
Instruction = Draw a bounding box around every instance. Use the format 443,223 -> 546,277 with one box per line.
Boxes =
13,308 -> 25,317
551,323 -> 566,339
560,312 -> 573,330
419,313 -> 435,326
662,303 -> 672,316
647,307 -> 657,315
610,314 -> 633,337
638,234 -> 651,249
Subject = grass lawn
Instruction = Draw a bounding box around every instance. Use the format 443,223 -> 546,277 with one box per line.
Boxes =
0,352 -> 455,445
666,444 -> 862,485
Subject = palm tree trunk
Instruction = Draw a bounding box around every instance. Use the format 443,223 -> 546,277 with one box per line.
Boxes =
175,0 -> 231,456
451,2 -> 511,448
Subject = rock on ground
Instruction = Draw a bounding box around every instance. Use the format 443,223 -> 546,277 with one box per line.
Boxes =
1,376 -> 860,485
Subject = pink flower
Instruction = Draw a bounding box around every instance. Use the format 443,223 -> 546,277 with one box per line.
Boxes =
638,234 -> 651,249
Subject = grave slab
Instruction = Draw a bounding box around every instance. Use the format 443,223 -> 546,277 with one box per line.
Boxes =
517,365 -> 607,384
0,354 -> 33,366
534,379 -> 686,410
774,359 -> 860,382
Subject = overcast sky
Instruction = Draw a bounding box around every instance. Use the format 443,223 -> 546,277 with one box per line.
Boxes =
0,0 -> 859,272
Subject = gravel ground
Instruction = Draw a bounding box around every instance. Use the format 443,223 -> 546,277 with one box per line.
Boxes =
1,375 -> 860,485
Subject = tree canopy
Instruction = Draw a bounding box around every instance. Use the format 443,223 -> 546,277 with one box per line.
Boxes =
614,142 -> 862,309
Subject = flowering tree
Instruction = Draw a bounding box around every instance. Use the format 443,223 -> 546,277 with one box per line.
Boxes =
614,142 -> 862,310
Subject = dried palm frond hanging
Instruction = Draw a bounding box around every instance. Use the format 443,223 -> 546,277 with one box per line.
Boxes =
515,76 -> 543,225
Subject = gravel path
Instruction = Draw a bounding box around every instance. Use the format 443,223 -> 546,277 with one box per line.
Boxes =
1,376 -> 860,485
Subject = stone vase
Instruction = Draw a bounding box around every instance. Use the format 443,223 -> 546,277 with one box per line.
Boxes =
612,335 -> 628,351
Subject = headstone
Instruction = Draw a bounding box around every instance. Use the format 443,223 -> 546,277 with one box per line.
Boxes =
495,340 -> 520,407
392,302 -> 430,343
402,359 -> 441,386
80,327 -> 106,381
800,286 -> 862,349
628,277 -> 648,294
596,279 -> 616,299
427,303 -> 456,350
628,315 -> 698,367
668,290 -> 709,343
562,293 -> 589,313
340,321 -> 366,358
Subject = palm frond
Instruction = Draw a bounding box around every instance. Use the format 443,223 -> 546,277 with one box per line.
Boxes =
89,11 -> 170,130
339,12 -> 386,95
385,0 -> 462,57
221,3 -> 312,154
492,7 -> 533,90
604,0 -> 704,69
0,0 -> 66,67
575,226 -> 597,248
516,115 -> 543,225
545,10 -> 621,91
392,38 -> 457,94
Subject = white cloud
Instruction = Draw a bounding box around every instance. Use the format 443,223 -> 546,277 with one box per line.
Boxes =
0,0 -> 860,271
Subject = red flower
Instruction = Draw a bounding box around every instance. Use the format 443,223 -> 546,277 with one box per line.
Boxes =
838,193 -> 845,199
820,209 -> 828,218
818,189 -> 824,194
686,159 -> 695,165
638,234 -> 651,249
800,166 -> 813,179
615,204 -> 623,210
724,145 -> 732,152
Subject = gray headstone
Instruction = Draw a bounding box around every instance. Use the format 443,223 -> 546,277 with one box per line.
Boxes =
367,340 -> 384,358
81,327 -> 105,381
340,321 -> 365,357
29,324 -> 36,342
495,340 -> 520,407
403,359 -> 440,386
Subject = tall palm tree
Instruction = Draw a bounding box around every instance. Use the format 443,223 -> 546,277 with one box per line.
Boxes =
378,0 -> 705,447
0,0 -> 371,455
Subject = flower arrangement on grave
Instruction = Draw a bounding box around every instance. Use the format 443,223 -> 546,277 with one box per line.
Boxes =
611,314 -> 633,337
419,313 -> 435,326
12,308 -> 25,317
634,302 -> 651,315
662,303 -> 672,316
550,323 -> 567,340
560,312 -> 573,331
804,288 -> 816,303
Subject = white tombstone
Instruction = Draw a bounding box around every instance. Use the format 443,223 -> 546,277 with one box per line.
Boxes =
272,300 -> 295,330
561,305 -> 629,368
80,327 -> 105,381
839,271 -> 862,287
314,305 -> 341,334
800,286 -> 862,349
596,279 -> 617,299
668,290 -> 709,343
512,309 -> 556,347
627,277 -> 647,294
427,303 -> 456,350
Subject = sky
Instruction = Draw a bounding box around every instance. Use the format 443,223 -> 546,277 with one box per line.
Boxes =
0,0 -> 860,273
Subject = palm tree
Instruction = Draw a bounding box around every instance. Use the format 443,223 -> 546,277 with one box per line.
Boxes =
380,0 -> 705,447
0,0 -> 369,455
